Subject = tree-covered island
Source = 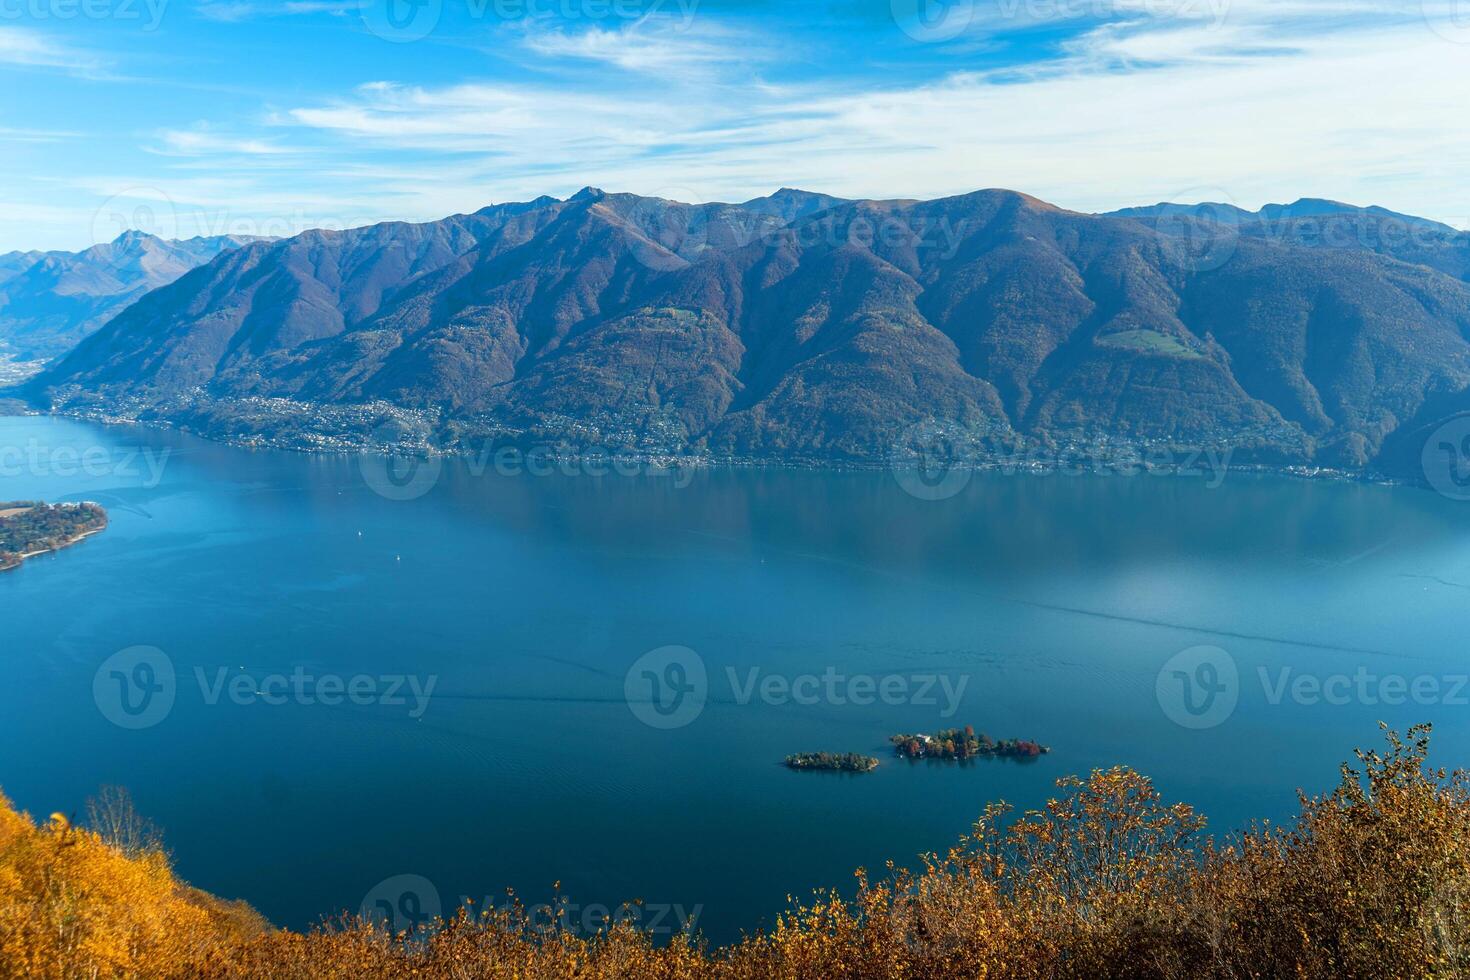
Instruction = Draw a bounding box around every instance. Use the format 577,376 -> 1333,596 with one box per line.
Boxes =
891,725 -> 1049,761
784,752 -> 880,773
0,501 -> 108,572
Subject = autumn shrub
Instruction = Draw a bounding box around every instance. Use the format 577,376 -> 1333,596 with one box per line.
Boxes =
7,725 -> 1470,979
0,792 -> 265,980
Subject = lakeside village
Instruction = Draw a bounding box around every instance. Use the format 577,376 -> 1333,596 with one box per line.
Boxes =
784,726 -> 1051,772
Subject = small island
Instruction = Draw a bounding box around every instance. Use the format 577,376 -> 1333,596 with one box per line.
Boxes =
784,752 -> 880,773
0,501 -> 109,572
891,726 -> 1049,761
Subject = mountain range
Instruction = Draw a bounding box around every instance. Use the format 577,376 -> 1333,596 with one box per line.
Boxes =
0,231 -> 265,362
15,188 -> 1470,479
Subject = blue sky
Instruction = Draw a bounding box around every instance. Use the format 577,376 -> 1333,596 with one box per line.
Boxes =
2,0 -> 1469,251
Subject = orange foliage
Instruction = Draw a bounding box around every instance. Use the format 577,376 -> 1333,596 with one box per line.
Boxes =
5,725 -> 1469,979
0,792 -> 265,980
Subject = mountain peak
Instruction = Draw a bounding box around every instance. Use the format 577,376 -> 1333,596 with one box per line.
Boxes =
737,188 -> 847,222
570,186 -> 606,202
111,229 -> 163,247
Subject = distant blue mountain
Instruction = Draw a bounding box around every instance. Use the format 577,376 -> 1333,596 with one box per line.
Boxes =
1107,198 -> 1470,282
1107,197 -> 1459,233
0,231 -> 267,361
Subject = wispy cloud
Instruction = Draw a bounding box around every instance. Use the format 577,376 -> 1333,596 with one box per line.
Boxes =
0,126 -> 78,144
0,27 -> 107,75
518,21 -> 756,76
194,0 -> 354,22
12,0 -> 1470,252
151,127 -> 297,156
259,7 -> 1470,227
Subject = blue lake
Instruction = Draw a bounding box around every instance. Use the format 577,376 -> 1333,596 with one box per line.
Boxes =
3,413 -> 1470,941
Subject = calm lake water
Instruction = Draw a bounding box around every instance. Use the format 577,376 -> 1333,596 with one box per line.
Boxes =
3,414 -> 1470,941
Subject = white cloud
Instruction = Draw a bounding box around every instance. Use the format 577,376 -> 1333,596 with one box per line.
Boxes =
518,21 -> 755,76
15,1 -> 1470,251
194,0 -> 354,22
0,126 -> 77,143
0,27 -> 105,74
261,9 -> 1470,227
152,128 -> 296,156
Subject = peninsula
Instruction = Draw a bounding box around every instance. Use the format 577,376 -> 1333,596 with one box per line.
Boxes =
0,501 -> 108,572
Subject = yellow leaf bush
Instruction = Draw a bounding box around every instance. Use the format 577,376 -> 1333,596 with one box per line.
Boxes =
0,791 -> 265,979
4,725 -> 1468,979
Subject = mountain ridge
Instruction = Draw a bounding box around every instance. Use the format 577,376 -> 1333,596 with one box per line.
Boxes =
21,188 -> 1470,481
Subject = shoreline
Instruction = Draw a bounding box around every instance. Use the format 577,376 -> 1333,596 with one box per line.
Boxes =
10,407 -> 1414,490
17,524 -> 108,560
0,509 -> 108,573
